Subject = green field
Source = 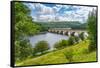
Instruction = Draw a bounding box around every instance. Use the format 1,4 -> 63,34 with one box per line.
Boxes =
16,40 -> 97,66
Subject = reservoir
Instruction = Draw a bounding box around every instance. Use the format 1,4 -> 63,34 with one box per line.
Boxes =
29,32 -> 69,49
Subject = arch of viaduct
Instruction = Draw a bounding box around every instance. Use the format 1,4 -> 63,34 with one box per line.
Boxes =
48,28 -> 87,36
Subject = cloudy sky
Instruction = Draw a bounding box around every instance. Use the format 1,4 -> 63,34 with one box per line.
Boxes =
25,3 -> 96,23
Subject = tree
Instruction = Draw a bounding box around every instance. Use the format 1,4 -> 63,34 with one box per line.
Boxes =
14,2 -> 41,40
74,36 -> 80,43
15,40 -> 33,61
60,40 -> 68,47
63,48 -> 74,62
79,32 -> 85,41
14,2 -> 41,61
54,40 -> 68,49
87,9 -> 97,52
68,36 -> 75,45
34,41 -> 50,54
54,42 -> 62,49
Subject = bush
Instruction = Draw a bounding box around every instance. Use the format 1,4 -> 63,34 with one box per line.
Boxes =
68,36 -> 75,45
54,36 -> 80,50
81,48 -> 89,54
79,32 -> 85,41
60,40 -> 68,47
54,42 -> 62,49
15,39 -> 33,61
87,9 -> 97,52
54,40 -> 68,49
63,48 -> 74,62
88,39 -> 97,52
74,36 -> 80,43
34,41 -> 50,54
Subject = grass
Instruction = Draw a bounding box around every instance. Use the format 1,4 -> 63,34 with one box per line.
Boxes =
16,40 -> 97,66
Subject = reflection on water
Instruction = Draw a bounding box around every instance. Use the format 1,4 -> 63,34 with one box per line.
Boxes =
29,32 -> 69,49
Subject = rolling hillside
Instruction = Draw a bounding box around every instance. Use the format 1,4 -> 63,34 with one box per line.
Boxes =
16,40 -> 97,66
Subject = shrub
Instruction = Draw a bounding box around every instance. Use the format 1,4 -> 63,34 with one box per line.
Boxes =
63,48 -> 74,62
74,36 -> 80,43
34,41 -> 50,54
60,40 -> 68,47
15,39 -> 33,61
79,32 -> 85,41
88,39 -> 97,52
87,9 -> 97,52
54,40 -> 68,49
54,42 -> 62,49
82,48 -> 89,54
68,36 -> 75,45
54,36 -> 80,50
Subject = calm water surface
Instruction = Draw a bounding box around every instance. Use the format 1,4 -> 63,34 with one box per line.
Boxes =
29,32 -> 69,49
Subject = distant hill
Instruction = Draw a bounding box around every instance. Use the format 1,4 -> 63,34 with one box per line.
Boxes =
35,21 -> 87,30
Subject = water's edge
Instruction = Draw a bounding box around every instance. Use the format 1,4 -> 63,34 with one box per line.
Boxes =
29,32 -> 69,49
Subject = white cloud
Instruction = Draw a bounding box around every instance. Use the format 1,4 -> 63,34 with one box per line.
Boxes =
28,3 -> 35,10
34,3 -> 56,15
26,3 -> 97,23
36,15 -> 55,22
63,6 -> 96,22
52,7 -> 60,12
53,5 -> 63,12
26,3 -> 56,21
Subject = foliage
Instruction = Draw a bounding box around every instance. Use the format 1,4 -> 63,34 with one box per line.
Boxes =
54,36 -> 79,50
87,9 -> 97,52
88,39 -> 97,52
60,40 -> 68,47
54,42 -> 62,49
74,36 -> 80,43
68,36 -> 75,45
79,32 -> 85,41
14,2 -> 41,62
37,21 -> 87,30
34,41 -> 50,54
67,36 -> 80,45
16,40 -> 96,66
63,48 -> 74,62
14,2 -> 41,40
15,40 -> 33,61
54,40 -> 68,49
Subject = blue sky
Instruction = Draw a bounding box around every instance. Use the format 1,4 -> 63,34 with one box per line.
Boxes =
25,3 -> 96,23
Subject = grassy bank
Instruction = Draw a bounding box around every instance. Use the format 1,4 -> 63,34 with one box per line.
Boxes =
16,40 -> 97,66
